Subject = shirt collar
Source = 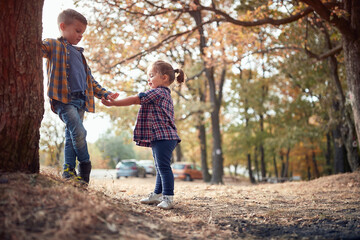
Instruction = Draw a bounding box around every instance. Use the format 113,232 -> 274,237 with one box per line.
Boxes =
58,37 -> 84,52
158,86 -> 171,92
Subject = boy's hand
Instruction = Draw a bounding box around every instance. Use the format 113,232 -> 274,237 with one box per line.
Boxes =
108,92 -> 119,100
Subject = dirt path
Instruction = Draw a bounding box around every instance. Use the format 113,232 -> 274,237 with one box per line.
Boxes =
90,172 -> 360,239
1,171 -> 359,239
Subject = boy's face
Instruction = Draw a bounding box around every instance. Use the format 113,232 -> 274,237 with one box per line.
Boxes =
60,19 -> 86,45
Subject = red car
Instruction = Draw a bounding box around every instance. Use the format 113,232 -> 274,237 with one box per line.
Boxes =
172,162 -> 203,181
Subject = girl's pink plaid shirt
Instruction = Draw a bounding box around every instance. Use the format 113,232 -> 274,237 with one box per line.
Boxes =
133,86 -> 181,147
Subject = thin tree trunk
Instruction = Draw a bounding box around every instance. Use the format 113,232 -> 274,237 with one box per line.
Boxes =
190,4 -> 225,184
254,146 -> 260,181
280,153 -> 285,178
0,0 -> 44,172
325,132 -> 332,175
175,144 -> 183,162
305,154 -> 311,180
259,119 -> 266,179
284,147 -> 290,178
247,153 -> 255,183
332,126 -> 347,173
198,116 -> 211,182
242,67 -> 255,183
273,154 -> 278,180
312,149 -> 320,178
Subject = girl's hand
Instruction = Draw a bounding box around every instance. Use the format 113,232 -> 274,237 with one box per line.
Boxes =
101,96 -> 115,106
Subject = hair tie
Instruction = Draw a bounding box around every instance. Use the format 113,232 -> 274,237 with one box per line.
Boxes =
174,72 -> 180,81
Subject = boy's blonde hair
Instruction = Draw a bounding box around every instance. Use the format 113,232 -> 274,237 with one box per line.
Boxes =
57,9 -> 87,26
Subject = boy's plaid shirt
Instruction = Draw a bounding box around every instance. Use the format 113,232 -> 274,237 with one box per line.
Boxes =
42,37 -> 111,113
134,86 -> 181,147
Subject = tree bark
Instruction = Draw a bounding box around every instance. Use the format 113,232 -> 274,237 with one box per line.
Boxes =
247,153 -> 255,183
198,115 -> 211,182
325,132 -> 332,175
332,125 -> 348,173
254,146 -> 260,181
312,149 -> 320,178
320,23 -> 360,172
190,3 -> 225,184
175,144 -> 183,162
0,0 -> 44,173
343,35 -> 360,171
273,154 -> 278,180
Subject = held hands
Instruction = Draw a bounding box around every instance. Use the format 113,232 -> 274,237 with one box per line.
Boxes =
108,92 -> 119,99
101,92 -> 119,106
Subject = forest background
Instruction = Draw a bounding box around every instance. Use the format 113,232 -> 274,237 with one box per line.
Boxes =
38,0 -> 359,184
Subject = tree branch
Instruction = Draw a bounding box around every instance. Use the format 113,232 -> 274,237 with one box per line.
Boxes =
299,0 -> 355,38
111,19 -> 217,68
198,4 -> 315,26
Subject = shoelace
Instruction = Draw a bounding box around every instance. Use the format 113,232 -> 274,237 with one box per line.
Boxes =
160,196 -> 171,204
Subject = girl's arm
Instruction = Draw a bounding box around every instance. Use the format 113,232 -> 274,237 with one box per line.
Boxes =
101,95 -> 140,107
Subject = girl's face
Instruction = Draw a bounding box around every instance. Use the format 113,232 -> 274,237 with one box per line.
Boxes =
60,19 -> 86,45
147,67 -> 169,89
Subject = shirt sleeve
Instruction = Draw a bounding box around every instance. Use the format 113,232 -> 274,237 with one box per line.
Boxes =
42,38 -> 51,58
138,88 -> 161,105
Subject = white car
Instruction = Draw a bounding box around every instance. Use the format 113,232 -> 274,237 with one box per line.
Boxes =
138,160 -> 156,176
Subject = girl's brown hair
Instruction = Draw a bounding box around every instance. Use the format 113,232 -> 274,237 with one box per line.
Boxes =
151,60 -> 185,84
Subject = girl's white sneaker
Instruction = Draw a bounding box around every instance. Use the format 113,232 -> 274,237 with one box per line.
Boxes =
157,195 -> 174,209
140,192 -> 162,204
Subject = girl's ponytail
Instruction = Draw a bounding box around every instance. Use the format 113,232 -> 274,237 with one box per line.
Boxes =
174,69 -> 185,84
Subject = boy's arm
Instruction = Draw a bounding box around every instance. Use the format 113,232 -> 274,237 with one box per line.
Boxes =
41,38 -> 52,58
101,95 -> 140,107
89,67 -> 112,99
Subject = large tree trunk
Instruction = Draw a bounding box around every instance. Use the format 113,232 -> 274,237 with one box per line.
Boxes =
0,0 -> 44,173
321,24 -> 360,172
303,0 -> 360,171
343,36 -> 360,171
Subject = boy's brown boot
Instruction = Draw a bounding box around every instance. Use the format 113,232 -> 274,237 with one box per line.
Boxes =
78,161 -> 92,184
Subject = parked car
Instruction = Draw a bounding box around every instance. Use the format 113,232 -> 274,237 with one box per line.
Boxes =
138,160 -> 156,176
116,159 -> 146,179
172,162 -> 203,181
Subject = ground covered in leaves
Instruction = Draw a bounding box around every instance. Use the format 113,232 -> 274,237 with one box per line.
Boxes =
0,169 -> 359,240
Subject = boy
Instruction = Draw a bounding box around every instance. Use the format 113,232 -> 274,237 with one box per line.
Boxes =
42,9 -> 118,184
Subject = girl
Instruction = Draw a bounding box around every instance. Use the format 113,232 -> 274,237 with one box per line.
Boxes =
101,60 -> 184,209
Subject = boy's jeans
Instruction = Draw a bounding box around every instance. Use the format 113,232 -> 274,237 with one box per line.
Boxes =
151,140 -> 178,196
53,97 -> 90,170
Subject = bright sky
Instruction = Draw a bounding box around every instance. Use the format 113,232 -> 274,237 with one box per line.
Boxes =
42,0 -> 111,143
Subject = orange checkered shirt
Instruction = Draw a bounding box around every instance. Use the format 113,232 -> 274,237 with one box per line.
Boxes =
42,37 -> 111,113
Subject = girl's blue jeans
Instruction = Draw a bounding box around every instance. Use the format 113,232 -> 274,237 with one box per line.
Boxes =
152,140 -> 178,196
53,97 -> 90,170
